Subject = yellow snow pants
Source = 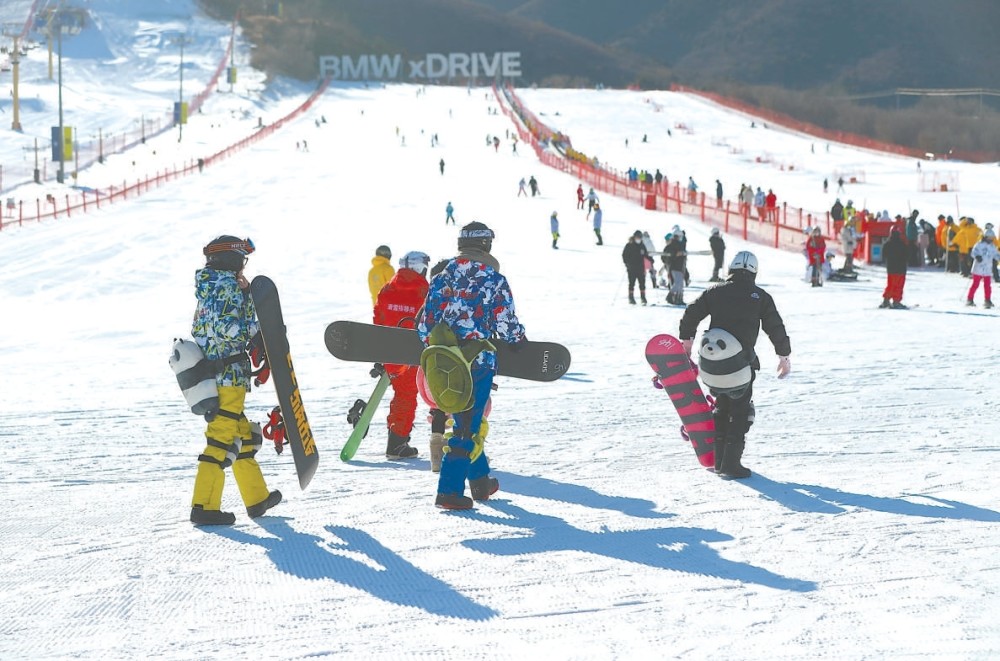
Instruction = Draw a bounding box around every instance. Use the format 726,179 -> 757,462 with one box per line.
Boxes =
191,386 -> 269,511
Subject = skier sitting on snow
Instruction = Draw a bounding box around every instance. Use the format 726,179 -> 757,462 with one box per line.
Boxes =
189,235 -> 281,525
678,251 -> 791,478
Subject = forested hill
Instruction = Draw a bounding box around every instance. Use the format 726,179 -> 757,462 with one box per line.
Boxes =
199,0 -> 1000,92
472,0 -> 1000,93
195,0 -> 1000,156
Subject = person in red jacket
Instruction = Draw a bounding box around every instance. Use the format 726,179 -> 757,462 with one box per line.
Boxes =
374,250 -> 431,459
805,226 -> 826,287
765,189 -> 778,223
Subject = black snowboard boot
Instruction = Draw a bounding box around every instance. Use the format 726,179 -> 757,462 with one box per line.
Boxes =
986,300 -> 994,309
469,476 -> 499,501
628,289 -> 636,305
719,440 -> 751,479
435,493 -> 474,510
640,292 -> 648,305
190,505 -> 236,526
247,490 -> 282,519
386,431 -> 419,459
879,298 -> 891,308
713,439 -> 726,473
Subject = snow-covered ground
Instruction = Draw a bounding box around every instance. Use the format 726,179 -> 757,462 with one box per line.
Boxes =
1,2 -> 998,660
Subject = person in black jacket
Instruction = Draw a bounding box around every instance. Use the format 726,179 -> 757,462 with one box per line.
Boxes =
831,199 -> 844,225
880,228 -> 908,309
709,227 -> 726,282
622,230 -> 649,305
662,233 -> 688,305
678,251 -> 791,478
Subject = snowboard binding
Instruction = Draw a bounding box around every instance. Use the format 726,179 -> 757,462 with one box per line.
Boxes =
262,406 -> 287,454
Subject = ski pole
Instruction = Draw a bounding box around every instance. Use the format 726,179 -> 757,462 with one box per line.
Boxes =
612,270 -> 626,305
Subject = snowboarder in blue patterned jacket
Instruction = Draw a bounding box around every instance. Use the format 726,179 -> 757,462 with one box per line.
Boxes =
417,221 -> 526,510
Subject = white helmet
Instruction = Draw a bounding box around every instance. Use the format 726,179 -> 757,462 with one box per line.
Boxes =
729,250 -> 758,275
698,328 -> 752,398
399,250 -> 430,275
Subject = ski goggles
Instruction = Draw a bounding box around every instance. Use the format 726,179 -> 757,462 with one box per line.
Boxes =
204,237 -> 256,257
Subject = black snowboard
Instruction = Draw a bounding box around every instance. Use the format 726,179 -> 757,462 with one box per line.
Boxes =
324,320 -> 571,382
250,276 -> 319,489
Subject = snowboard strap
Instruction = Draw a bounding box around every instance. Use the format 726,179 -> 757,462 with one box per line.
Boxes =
262,406 -> 287,454
214,408 -> 244,422
207,352 -> 249,374
201,436 -> 242,469
239,422 -> 263,460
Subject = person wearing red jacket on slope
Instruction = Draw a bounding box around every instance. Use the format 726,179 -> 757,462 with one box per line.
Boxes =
765,189 -> 778,223
374,250 -> 431,459
805,226 -> 826,288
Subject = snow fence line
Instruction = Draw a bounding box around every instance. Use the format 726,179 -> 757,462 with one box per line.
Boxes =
493,83 -> 872,261
0,74 -> 331,231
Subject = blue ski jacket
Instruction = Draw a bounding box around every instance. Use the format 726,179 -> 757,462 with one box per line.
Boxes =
417,255 -> 526,370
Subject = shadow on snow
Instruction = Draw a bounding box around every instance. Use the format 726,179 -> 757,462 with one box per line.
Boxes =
209,517 -> 498,621
461,498 -> 816,593
743,473 -> 1000,521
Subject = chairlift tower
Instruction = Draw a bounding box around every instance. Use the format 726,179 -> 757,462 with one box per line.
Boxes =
169,35 -> 193,142
1,25 -> 23,131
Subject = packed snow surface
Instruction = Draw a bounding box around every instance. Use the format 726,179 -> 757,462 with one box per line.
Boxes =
1,1 -> 997,659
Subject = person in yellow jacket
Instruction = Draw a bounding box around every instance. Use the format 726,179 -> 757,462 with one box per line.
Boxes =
368,245 -> 394,304
950,217 -> 980,277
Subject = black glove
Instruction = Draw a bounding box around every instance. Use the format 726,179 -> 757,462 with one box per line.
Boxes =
975,255 -> 983,263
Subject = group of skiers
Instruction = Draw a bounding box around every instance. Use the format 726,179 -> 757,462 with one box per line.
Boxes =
621,223 -> 726,307
181,213 -> 800,525
816,202 -> 1000,308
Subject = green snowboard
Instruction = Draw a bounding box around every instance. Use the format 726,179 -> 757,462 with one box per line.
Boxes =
341,364 -> 390,461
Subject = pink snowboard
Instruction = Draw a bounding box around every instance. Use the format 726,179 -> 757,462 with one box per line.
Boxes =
645,334 -> 716,468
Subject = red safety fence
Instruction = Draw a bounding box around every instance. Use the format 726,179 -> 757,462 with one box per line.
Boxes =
1,76 -> 330,230
495,84 -> 834,257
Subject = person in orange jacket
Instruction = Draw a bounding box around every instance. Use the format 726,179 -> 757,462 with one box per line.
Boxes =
934,215 -> 948,267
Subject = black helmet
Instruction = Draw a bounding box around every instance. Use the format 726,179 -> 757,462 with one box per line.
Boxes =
204,235 -> 254,272
458,221 -> 495,252
375,245 -> 392,259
